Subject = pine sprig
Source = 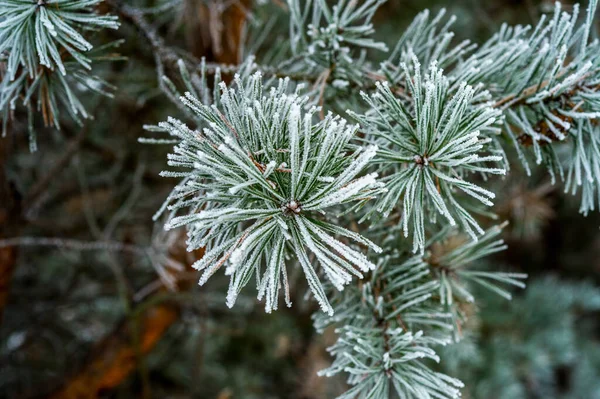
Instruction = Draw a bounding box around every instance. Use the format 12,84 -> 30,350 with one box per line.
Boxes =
0,0 -> 119,79
353,59 -> 505,253
286,0 -> 387,84
453,1 -> 600,211
0,40 -> 123,149
159,72 -> 384,315
425,223 -> 527,338
0,0 -> 120,149
313,244 -> 463,398
313,221 -> 525,398
321,326 -> 464,399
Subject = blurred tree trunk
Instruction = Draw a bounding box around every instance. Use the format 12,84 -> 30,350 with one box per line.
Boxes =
183,0 -> 250,64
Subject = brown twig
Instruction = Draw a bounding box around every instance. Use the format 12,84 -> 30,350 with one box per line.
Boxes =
316,68 -> 331,120
493,70 -> 590,109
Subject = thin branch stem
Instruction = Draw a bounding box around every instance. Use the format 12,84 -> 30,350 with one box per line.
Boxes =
0,236 -> 147,255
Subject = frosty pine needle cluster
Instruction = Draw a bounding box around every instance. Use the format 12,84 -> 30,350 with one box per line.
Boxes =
0,0 -> 118,78
2,0 -> 600,398
159,72 -> 384,315
287,0 -> 388,84
0,0 -> 120,148
353,59 -> 505,253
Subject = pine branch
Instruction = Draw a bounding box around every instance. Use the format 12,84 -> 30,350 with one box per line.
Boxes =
353,58 -> 505,253
314,250 -> 461,398
0,0 -> 119,79
0,0 -> 122,149
110,1 -> 600,397
157,71 -> 384,315
314,223 -> 525,398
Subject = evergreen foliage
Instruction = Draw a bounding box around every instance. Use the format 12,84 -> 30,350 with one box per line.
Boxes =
287,0 -> 387,84
2,0 -> 600,398
157,70 -> 383,315
353,60 -> 505,252
311,223 -> 525,397
0,0 -> 120,149
134,0 -> 600,397
155,1 -> 598,396
383,2 -> 600,214
0,0 -> 119,78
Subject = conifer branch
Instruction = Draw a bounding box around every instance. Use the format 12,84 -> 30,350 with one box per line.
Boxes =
0,0 -> 121,149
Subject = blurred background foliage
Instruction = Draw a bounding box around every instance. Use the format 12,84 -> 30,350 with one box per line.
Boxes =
1,0 -> 600,398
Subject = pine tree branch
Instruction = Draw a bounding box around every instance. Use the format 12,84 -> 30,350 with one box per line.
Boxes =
0,237 -> 147,255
